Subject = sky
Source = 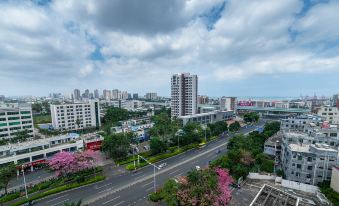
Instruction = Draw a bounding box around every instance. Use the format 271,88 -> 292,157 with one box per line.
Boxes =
1,0 -> 339,97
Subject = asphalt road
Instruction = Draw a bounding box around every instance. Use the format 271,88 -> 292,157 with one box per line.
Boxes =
29,121 -> 266,206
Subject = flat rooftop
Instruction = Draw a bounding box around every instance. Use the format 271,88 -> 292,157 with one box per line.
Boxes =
229,179 -> 324,206
238,106 -> 310,113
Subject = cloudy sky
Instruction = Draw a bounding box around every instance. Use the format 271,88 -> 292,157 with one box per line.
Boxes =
1,0 -> 339,97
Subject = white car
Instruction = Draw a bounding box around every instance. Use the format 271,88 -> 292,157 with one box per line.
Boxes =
195,165 -> 201,170
159,163 -> 167,168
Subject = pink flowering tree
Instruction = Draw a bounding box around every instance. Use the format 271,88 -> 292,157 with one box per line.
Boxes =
49,150 -> 99,176
215,168 -> 234,205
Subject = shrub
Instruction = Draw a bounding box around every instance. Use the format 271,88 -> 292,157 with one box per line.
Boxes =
0,192 -> 20,203
149,190 -> 164,202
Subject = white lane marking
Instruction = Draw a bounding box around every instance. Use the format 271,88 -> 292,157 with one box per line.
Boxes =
141,181 -> 153,187
96,183 -> 112,190
99,188 -> 110,194
113,201 -> 125,206
51,198 -> 69,206
102,196 -> 120,205
47,194 -> 69,203
134,174 -> 145,179
131,172 -> 142,177
146,187 -> 153,192
169,169 -> 181,175
85,142 -> 228,204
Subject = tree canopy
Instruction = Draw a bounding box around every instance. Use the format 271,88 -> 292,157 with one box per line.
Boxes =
243,112 -> 260,123
0,163 -> 16,194
102,132 -> 134,160
229,121 -> 241,132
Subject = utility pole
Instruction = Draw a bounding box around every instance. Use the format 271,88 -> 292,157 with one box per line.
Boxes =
137,155 -> 161,193
22,165 -> 28,199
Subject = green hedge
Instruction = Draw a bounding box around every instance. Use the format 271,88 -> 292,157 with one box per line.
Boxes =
0,192 -> 21,203
125,143 -> 200,170
12,176 -> 105,206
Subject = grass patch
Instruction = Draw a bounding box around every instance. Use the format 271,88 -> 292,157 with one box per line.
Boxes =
33,114 -> 51,126
11,175 -> 105,206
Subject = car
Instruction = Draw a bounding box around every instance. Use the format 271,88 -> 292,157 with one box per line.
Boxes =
216,150 -> 221,154
195,165 -> 201,170
159,163 -> 167,168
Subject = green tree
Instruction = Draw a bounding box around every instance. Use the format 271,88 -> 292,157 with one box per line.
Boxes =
102,132 -> 134,160
180,122 -> 203,146
102,107 -> 129,125
162,179 -> 179,206
11,129 -> 29,143
229,121 -> 241,132
32,103 -> 43,113
243,112 -> 259,123
150,137 -> 168,155
208,121 -> 228,136
0,163 -> 16,194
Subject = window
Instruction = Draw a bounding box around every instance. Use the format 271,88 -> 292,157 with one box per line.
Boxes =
9,122 -> 20,126
298,156 -> 302,160
307,166 -> 312,170
307,157 -> 312,162
297,164 -> 301,169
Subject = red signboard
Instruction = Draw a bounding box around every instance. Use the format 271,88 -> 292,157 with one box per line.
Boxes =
86,140 -> 102,150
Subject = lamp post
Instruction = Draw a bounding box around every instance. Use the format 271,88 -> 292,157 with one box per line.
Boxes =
21,165 -> 28,199
137,155 -> 161,192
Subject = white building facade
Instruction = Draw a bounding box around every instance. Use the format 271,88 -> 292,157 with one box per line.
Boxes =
171,73 -> 198,118
0,106 -> 34,140
219,97 -> 237,112
316,105 -> 339,125
50,101 -> 101,131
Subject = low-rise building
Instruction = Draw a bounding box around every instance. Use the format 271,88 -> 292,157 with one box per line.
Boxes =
0,133 -> 103,174
330,166 -> 339,193
178,110 -> 234,126
316,105 -> 339,125
50,100 -> 101,131
0,105 -> 34,140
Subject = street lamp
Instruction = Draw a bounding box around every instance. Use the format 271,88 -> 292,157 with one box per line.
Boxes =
21,165 -> 28,199
137,155 -> 161,192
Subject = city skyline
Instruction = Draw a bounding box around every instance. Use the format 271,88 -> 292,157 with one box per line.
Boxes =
1,0 -> 339,97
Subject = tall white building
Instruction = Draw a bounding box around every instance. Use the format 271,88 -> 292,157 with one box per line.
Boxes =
74,89 -> 81,100
103,90 -> 111,101
220,97 -> 237,112
0,105 -> 34,140
171,73 -> 198,118
50,101 -> 101,131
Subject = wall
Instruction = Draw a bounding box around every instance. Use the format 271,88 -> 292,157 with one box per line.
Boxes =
281,179 -> 319,194
330,166 -> 339,193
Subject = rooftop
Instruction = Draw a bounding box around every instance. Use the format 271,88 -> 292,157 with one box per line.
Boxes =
238,106 -> 310,113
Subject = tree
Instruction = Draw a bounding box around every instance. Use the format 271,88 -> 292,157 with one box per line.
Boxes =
215,168 -> 234,205
0,163 -> 16,194
229,121 -> 241,132
162,179 -> 179,206
243,112 -> 259,123
208,121 -> 228,136
11,129 -> 29,143
48,151 -> 98,176
32,103 -> 43,113
102,107 -> 129,125
150,137 -> 167,155
102,132 -> 133,160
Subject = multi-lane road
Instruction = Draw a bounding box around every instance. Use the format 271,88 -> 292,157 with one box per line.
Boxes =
30,121 -> 266,206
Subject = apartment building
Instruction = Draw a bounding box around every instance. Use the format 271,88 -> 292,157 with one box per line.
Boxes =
178,110 -> 234,126
171,73 -> 198,118
0,105 -> 34,140
316,105 -> 339,125
50,101 -> 100,131
145,92 -> 158,100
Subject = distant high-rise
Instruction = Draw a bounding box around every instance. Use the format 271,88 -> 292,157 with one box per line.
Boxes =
74,89 -> 81,100
0,95 -> 5,101
94,89 -> 99,99
103,89 -> 111,100
112,89 -> 119,100
133,93 -> 139,99
145,93 -> 158,100
84,89 -> 90,98
171,73 -> 198,118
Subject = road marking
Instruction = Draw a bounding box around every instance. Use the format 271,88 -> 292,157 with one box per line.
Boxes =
84,141 -> 227,205
134,174 -> 145,179
99,188 -> 111,194
141,181 -> 153,187
146,187 -> 153,192
47,194 -> 69,203
96,183 -> 112,189
131,172 -> 142,177
169,169 -> 181,175
51,198 -> 69,206
102,196 -> 120,205
113,201 -> 125,206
